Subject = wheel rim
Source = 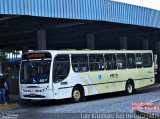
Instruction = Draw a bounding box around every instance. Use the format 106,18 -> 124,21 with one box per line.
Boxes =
73,89 -> 81,101
127,84 -> 133,94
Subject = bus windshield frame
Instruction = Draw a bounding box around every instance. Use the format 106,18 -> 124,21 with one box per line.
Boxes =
20,52 -> 52,84
20,59 -> 51,84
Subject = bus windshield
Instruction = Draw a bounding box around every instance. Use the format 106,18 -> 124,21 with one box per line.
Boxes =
20,60 -> 51,84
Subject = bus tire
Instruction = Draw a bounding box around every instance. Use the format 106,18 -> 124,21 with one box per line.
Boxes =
71,86 -> 85,102
125,80 -> 134,95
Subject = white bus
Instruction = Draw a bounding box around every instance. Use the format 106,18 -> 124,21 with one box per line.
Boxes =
19,50 -> 155,102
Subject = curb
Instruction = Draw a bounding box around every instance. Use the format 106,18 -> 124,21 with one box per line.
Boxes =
0,103 -> 22,111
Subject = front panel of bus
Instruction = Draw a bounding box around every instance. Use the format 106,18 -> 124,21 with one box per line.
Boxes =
19,52 -> 54,99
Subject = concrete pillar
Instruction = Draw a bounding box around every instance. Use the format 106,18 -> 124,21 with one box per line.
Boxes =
120,36 -> 127,49
143,39 -> 148,50
156,40 -> 160,67
86,33 -> 95,50
37,30 -> 47,50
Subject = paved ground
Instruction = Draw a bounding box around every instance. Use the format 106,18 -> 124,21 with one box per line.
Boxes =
135,99 -> 160,118
0,83 -> 160,119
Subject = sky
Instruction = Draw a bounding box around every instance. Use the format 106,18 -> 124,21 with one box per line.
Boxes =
112,0 -> 160,11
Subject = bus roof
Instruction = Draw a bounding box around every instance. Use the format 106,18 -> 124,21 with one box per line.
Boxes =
23,50 -> 153,55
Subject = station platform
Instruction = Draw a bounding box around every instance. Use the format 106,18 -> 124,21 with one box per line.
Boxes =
0,94 -> 21,111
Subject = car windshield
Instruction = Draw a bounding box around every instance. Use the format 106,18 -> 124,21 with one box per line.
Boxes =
20,60 -> 51,84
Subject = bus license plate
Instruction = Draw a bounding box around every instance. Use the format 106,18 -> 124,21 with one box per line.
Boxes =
30,93 -> 36,96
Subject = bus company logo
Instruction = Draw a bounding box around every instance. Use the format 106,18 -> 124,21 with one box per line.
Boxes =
110,74 -> 118,78
98,74 -> 102,80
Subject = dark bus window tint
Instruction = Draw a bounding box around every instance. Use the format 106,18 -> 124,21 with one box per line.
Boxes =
127,54 -> 136,69
53,55 -> 70,83
89,54 -> 104,71
117,54 -> 126,69
136,54 -> 142,68
104,54 -> 117,70
142,53 -> 152,68
71,54 -> 89,72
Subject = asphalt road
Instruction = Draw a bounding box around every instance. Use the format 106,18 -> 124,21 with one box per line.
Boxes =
1,84 -> 160,119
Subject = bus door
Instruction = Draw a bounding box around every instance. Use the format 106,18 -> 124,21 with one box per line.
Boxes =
53,54 -> 70,99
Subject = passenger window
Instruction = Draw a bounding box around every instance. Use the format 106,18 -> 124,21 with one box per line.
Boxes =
104,54 -> 117,70
142,53 -> 152,68
89,54 -> 104,71
53,55 -> 70,82
71,54 -> 89,72
136,54 -> 142,68
127,54 -> 136,69
117,54 -> 126,69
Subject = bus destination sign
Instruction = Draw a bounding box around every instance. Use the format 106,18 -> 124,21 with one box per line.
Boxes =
22,53 -> 51,60
27,53 -> 45,59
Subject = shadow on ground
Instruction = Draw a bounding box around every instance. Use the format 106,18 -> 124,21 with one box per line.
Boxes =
20,91 -> 141,107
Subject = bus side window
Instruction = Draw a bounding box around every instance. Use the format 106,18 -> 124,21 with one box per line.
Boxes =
142,53 -> 152,68
104,54 -> 117,70
89,54 -> 104,71
71,56 -> 79,72
127,54 -> 136,69
117,54 -> 126,69
71,54 -> 89,72
136,54 -> 142,68
53,55 -> 70,82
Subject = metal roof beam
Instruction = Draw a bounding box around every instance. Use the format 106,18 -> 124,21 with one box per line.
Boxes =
0,15 -> 20,21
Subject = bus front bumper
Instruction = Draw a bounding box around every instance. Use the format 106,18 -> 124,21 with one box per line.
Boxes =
19,89 -> 54,100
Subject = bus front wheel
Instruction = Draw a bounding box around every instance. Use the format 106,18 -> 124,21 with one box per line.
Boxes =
125,81 -> 134,95
71,87 -> 84,102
